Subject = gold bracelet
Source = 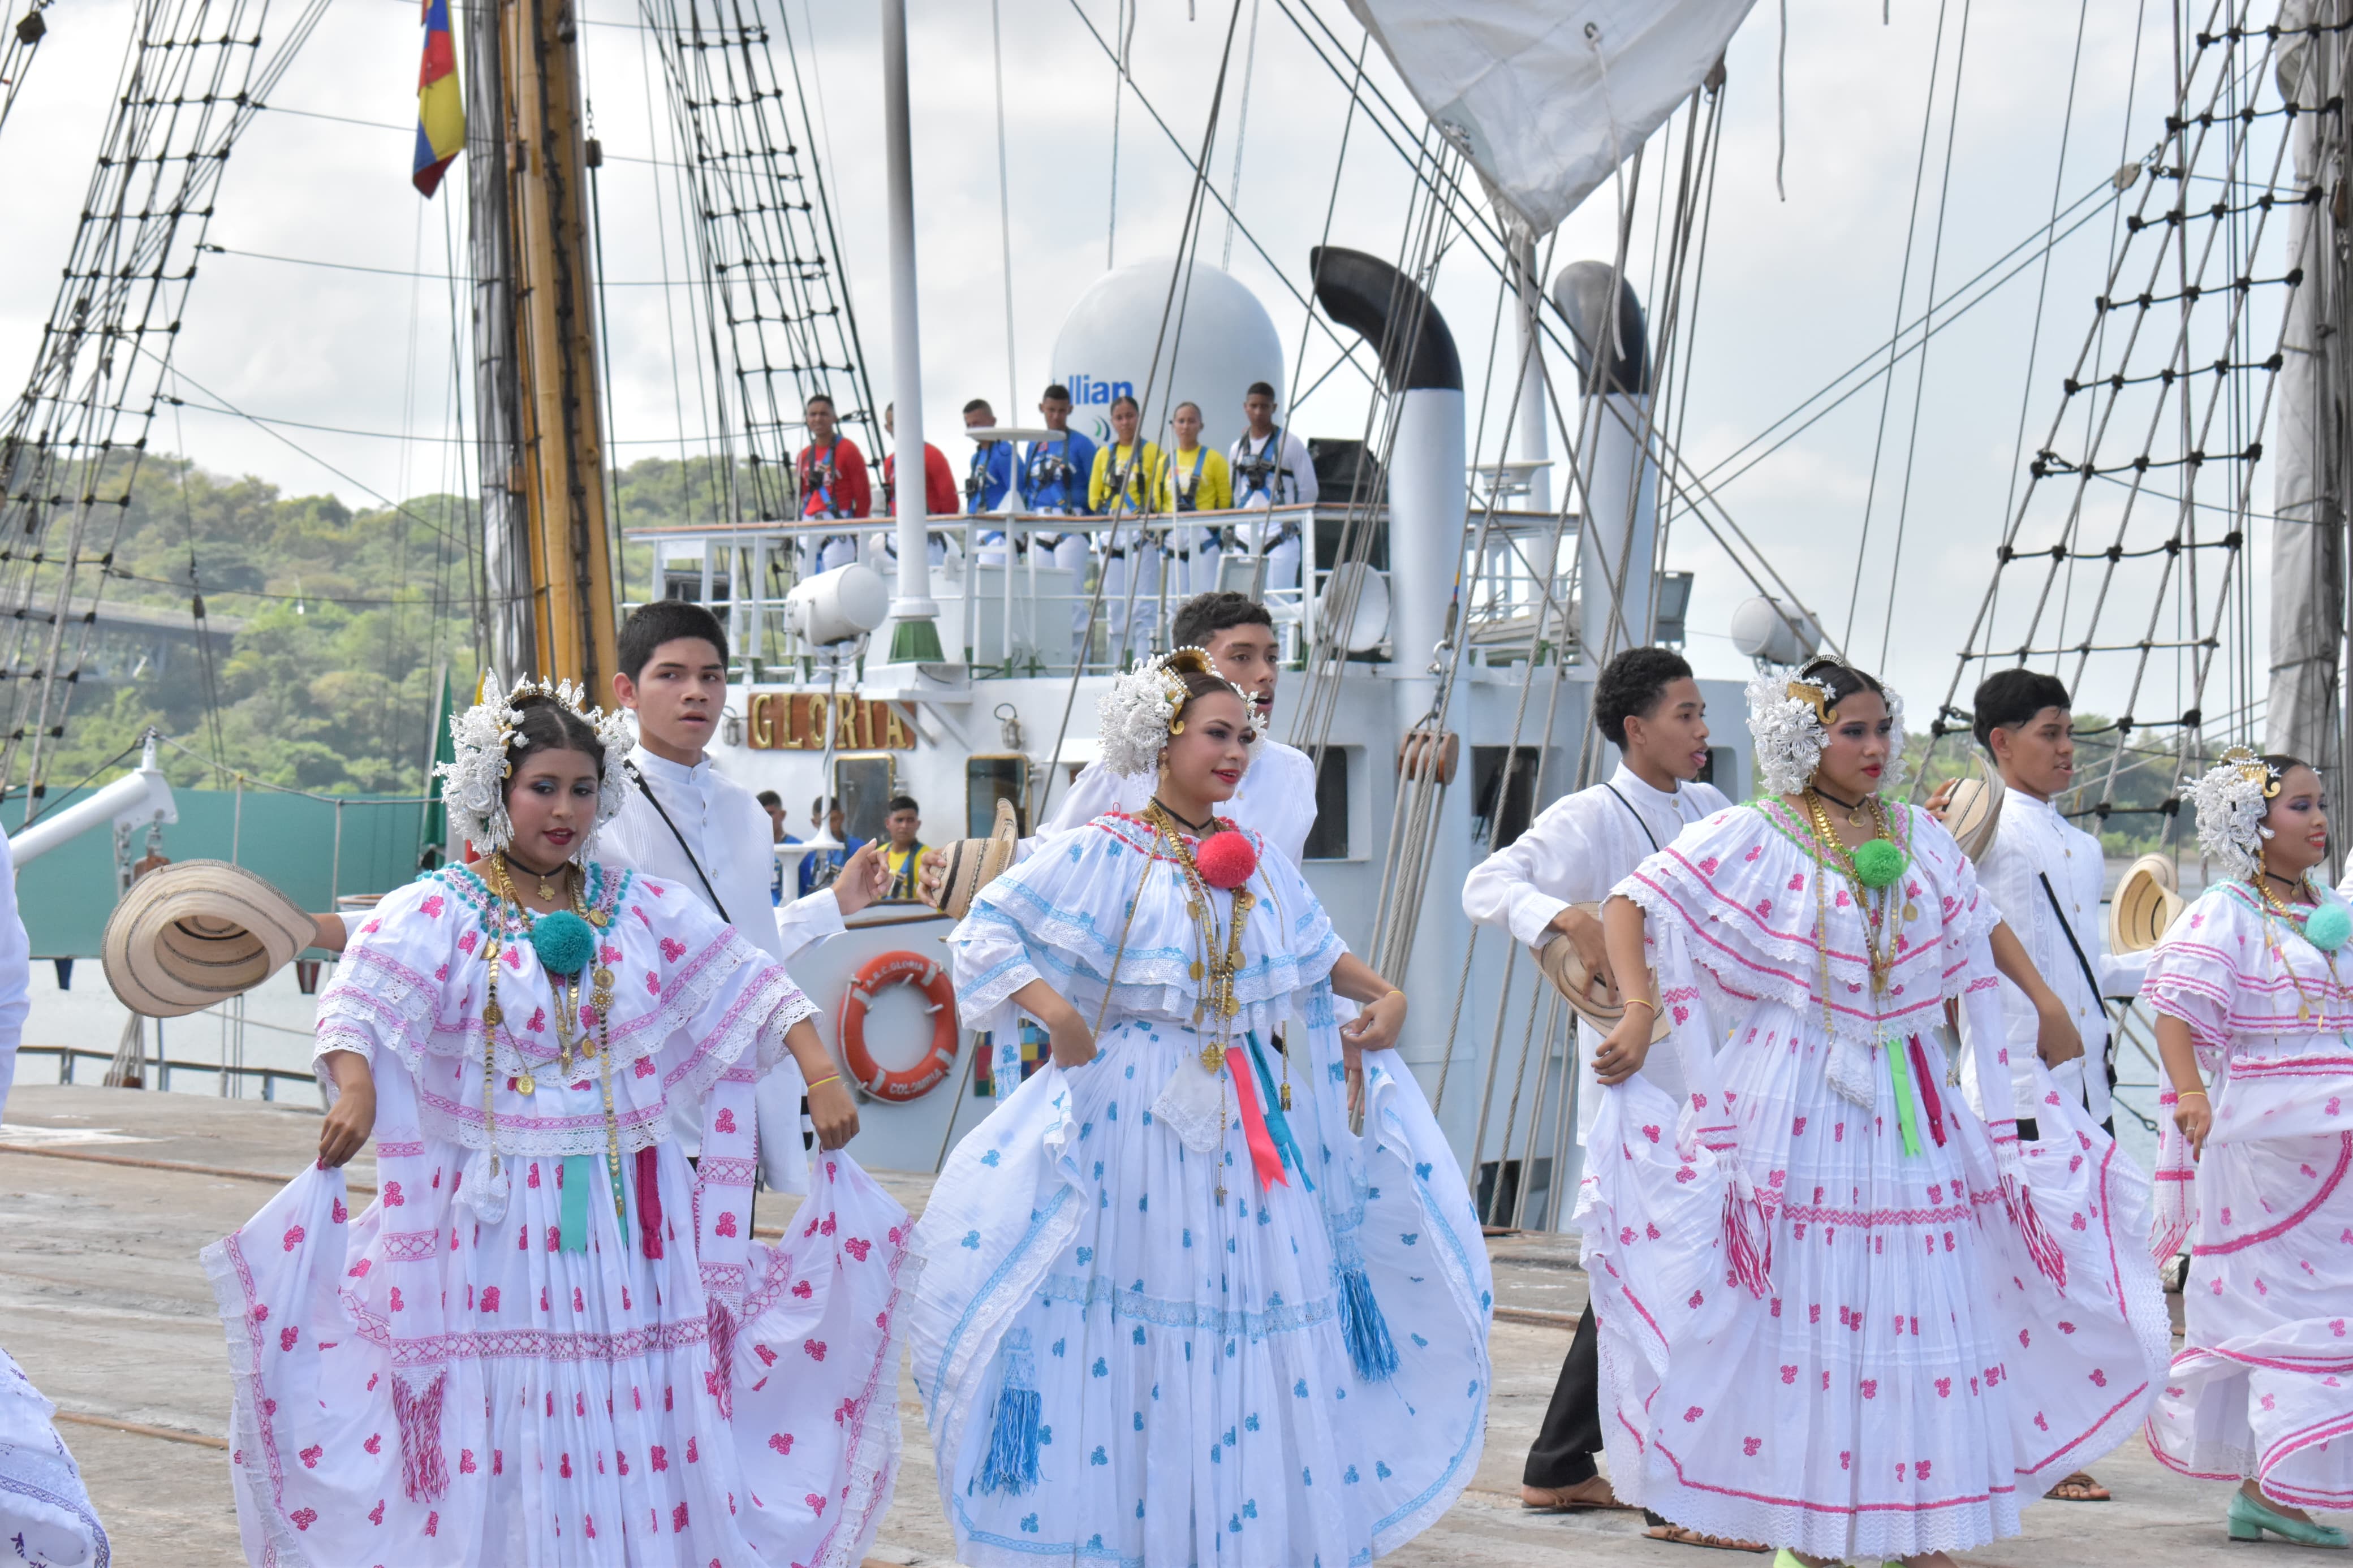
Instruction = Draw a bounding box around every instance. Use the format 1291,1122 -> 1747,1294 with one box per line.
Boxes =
1624,997 -> 1660,1014
805,1072 -> 843,1092
2173,1087 -> 2208,1100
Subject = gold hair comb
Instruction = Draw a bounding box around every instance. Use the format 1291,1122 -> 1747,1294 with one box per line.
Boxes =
1786,680 -> 1837,729
2220,745 -> 2282,798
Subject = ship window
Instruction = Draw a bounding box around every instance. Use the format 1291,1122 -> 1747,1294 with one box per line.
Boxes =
1470,746 -> 1544,850
966,753 -> 1030,836
1302,749 -> 1351,861
830,753 -> 896,845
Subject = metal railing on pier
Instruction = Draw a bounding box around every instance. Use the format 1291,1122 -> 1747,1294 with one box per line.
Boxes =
19,1044 -> 321,1105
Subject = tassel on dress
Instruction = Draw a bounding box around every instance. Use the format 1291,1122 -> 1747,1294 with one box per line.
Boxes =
706,1296 -> 738,1418
391,1370 -> 449,1502
1333,1237 -> 1399,1383
978,1328 -> 1043,1495
1721,1178 -> 1775,1299
2001,1172 -> 2069,1290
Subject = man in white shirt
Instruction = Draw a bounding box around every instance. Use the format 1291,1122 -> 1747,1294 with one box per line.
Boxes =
601,600 -> 885,1198
1936,667 -> 2145,1507
1229,381 -> 1317,599
1460,647 -> 1733,1530
1031,591 -> 1317,863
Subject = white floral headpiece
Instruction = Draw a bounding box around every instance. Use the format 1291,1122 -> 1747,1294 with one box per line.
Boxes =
2188,746 -> 2280,878
1097,646 -> 1268,778
1744,664 -> 1910,797
436,676 -> 636,854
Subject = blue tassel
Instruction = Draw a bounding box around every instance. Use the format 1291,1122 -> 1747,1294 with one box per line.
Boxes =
1336,1264 -> 1399,1383
978,1329 -> 1042,1494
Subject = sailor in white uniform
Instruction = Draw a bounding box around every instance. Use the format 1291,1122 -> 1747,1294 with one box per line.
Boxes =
1230,379 -> 1318,599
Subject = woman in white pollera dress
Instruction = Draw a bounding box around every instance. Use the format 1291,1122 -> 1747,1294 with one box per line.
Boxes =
908,648 -> 1492,1567
1578,658 -> 2168,1567
2144,748 -> 2353,1547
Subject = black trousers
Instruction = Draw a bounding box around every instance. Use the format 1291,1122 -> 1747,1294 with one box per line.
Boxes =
1524,1299 -> 1667,1524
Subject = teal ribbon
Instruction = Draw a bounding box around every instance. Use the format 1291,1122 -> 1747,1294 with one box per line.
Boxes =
558,1154 -> 594,1251
1243,1032 -> 1314,1192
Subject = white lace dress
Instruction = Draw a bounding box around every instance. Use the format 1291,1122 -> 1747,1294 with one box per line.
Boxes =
1580,800 -> 2169,1560
201,864 -> 907,1567
0,1345 -> 108,1566
2143,882 -> 2353,1508
908,811 -> 1493,1567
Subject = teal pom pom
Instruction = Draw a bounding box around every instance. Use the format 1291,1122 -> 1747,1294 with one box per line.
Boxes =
2307,902 -> 2351,953
528,910 -> 596,977
1851,837 -> 1907,889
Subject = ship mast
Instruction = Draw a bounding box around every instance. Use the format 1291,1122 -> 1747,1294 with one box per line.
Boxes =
465,0 -> 620,690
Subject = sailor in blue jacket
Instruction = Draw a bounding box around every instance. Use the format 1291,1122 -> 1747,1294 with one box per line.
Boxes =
1018,383 -> 1098,640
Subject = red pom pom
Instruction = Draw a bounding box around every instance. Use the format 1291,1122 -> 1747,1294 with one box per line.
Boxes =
1193,828 -> 1258,889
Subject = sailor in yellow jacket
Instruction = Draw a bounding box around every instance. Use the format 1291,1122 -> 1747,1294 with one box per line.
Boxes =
1156,400 -> 1234,597
1088,393 -> 1165,662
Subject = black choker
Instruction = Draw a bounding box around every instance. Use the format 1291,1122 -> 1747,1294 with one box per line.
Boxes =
1152,797 -> 1218,835
1812,784 -> 1868,813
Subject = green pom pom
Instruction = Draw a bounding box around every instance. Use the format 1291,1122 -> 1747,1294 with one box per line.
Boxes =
1851,837 -> 1907,889
2307,902 -> 2351,953
529,910 -> 596,977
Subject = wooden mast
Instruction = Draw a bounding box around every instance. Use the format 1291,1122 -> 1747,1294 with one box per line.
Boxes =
469,0 -> 619,691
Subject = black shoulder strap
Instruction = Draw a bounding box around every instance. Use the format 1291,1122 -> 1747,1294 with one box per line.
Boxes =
624,761 -> 731,923
2036,870 -> 2104,1000
1600,783 -> 1662,854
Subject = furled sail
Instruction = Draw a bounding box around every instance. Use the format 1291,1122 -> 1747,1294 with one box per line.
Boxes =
1344,0 -> 1756,235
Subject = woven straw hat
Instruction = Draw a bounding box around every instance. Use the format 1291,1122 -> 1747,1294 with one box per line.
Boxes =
1535,903 -> 1670,1042
2109,852 -> 2183,956
1939,751 -> 2007,862
103,860 -> 317,1018
925,797 -> 1022,921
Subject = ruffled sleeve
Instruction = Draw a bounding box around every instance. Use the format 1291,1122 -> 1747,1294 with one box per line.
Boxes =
2143,885 -> 2253,1059
312,872 -> 473,1082
949,813 -> 1341,1038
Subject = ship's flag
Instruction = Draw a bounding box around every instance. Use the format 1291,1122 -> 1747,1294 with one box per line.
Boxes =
412,0 -> 464,197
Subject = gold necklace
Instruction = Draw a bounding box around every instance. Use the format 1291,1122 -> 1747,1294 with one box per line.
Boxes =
1802,792 -> 1909,994
1143,802 -> 1268,1208
2251,874 -> 2342,1025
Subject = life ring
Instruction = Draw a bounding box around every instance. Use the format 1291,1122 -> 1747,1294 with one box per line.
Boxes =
837,949 -> 960,1102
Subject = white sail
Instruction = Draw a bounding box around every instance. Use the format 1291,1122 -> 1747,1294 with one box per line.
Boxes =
1344,0 -> 1756,235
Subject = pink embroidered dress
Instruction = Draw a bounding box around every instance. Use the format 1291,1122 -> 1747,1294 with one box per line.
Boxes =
201,863 -> 907,1568
1579,800 -> 2168,1561
2142,881 -> 2353,1509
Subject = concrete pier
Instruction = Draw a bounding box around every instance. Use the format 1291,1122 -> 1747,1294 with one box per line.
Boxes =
0,1084 -> 2270,1566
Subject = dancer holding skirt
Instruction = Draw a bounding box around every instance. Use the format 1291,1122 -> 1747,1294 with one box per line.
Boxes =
2145,750 -> 2353,1547
202,681 -> 907,1567
909,648 -> 1492,1567
1579,659 -> 2167,1566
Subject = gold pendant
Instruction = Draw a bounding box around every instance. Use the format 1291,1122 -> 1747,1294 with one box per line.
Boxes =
515,1073 -> 536,1095
1903,902 -> 1919,922
538,878 -> 557,900
1189,960 -> 1204,980
1222,995 -> 1240,1019
1280,1082 -> 1292,1112
483,939 -> 500,962
588,909 -> 608,928
2301,1001 -> 2313,1023
483,1000 -> 504,1027
593,967 -> 613,988
1199,1042 -> 1227,1074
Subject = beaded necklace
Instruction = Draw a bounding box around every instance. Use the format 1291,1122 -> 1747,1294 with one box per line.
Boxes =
2249,873 -> 2352,1026
478,854 -> 625,1221
1141,801 -> 1287,1206
1801,791 -> 1906,996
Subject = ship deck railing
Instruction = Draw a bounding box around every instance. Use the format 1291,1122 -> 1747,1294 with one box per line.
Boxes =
620,505 -> 1598,679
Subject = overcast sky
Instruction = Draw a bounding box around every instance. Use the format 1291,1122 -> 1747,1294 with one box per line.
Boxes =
0,0 -> 2278,732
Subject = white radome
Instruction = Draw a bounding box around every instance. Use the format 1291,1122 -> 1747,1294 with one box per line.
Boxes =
1049,258 -> 1285,455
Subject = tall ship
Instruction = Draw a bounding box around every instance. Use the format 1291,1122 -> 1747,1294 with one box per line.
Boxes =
0,0 -> 2333,1232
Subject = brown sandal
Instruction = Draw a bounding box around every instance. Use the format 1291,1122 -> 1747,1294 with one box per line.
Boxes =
2044,1470 -> 2111,1502
1644,1523 -> 1770,1552
1522,1479 -> 1637,1512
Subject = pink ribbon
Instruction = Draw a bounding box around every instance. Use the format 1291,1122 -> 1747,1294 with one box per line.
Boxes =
1226,1049 -> 1289,1194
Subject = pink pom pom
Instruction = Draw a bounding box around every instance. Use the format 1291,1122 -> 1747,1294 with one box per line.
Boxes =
1194,829 -> 1257,889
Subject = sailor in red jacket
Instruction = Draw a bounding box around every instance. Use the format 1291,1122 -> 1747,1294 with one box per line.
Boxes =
796,391 -> 871,574
879,400 -> 956,567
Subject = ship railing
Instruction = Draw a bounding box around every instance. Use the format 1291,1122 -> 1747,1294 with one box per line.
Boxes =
17,1043 -> 322,1104
621,506 -> 1582,677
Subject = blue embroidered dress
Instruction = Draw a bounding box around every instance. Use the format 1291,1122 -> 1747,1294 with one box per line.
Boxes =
908,811 -> 1493,1567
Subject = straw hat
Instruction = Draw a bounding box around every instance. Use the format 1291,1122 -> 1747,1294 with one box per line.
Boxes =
925,797 -> 1022,921
102,860 -> 317,1018
2109,852 -> 2183,956
1939,750 -> 2007,862
1535,904 -> 1671,1042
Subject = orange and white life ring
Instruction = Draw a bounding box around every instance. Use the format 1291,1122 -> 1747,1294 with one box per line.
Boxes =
837,949 -> 959,1102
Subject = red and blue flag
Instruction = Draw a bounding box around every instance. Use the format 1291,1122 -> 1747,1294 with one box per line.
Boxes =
412,0 -> 464,197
